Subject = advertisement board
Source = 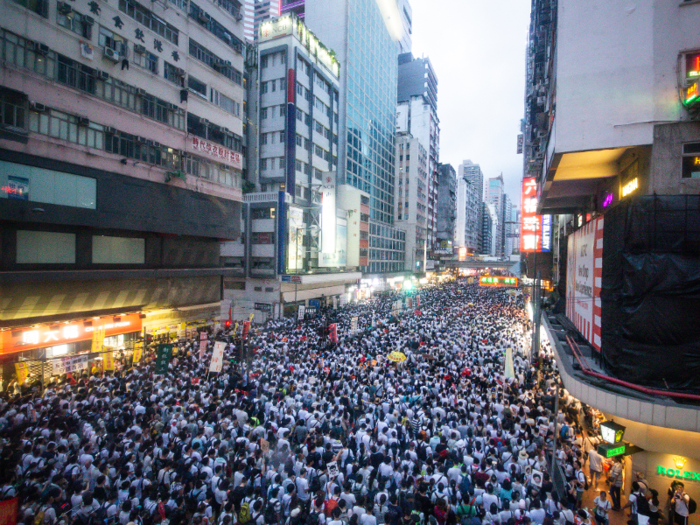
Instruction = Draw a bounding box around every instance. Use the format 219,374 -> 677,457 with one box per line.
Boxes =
566,216 -> 604,351
320,172 -> 336,256
287,206 -> 304,272
520,177 -> 551,252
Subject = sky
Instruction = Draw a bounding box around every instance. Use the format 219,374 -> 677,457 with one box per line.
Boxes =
410,0 -> 531,206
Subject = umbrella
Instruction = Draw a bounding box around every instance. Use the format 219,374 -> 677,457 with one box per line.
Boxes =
387,351 -> 407,363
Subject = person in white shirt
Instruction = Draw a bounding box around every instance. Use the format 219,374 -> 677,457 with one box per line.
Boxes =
587,448 -> 604,489
593,491 -> 611,525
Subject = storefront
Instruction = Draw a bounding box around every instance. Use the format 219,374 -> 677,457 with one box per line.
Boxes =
0,313 -> 143,387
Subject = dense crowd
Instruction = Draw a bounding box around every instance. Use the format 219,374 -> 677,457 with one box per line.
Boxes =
0,278 -> 673,525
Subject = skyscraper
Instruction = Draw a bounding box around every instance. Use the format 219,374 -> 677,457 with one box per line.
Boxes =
487,174 -> 505,255
397,52 -> 439,258
459,160 -> 484,253
436,163 -> 457,254
304,0 -> 406,275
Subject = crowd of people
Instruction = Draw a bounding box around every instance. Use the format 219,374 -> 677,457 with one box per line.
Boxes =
0,278 -> 688,525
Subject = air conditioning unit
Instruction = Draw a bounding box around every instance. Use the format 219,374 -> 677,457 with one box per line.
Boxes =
134,44 -> 146,54
197,11 -> 208,22
31,42 -> 50,55
235,11 -> 243,21
537,96 -> 545,105
174,67 -> 185,77
199,117 -> 210,125
105,126 -> 116,134
136,88 -> 147,96
96,70 -> 109,80
84,15 -> 94,25
77,117 -> 90,126
145,139 -> 154,146
30,101 -> 47,112
57,2 -> 72,15
103,47 -> 120,62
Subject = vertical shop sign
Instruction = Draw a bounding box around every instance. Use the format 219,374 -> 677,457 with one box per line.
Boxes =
132,342 -> 143,364
154,344 -> 173,374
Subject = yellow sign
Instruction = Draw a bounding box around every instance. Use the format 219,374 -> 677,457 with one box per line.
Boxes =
233,322 -> 238,335
132,342 -> 143,364
103,350 -> 114,371
91,327 -> 105,354
622,177 -> 639,197
249,313 -> 255,322
15,362 -> 29,385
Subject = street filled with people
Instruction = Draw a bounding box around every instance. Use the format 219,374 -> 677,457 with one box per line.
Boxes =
0,278 -> 689,525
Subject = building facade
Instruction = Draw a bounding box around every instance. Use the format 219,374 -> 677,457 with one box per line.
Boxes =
304,0 -> 406,276
244,0 -> 280,42
436,163 -> 456,256
397,52 -> 439,261
395,135 -> 428,272
0,0 -> 245,372
525,0 -> 700,508
458,160 -> 483,254
480,202 -> 493,255
221,13 -> 364,320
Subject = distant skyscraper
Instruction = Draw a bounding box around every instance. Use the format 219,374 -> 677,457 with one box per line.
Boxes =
481,202 -> 493,255
437,163 -> 457,252
397,53 -> 439,257
245,0 -> 280,42
397,0 -> 413,54
459,160 -> 483,253
487,174 -> 505,255
395,135 -> 428,271
304,0 -> 405,274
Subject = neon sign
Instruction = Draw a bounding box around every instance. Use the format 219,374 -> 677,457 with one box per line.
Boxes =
602,192 -> 614,208
479,276 -> 518,287
686,53 -> 700,79
658,466 -> 700,482
621,178 -> 639,197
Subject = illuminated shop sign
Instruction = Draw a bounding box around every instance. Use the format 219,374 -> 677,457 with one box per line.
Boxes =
621,177 -> 639,197
520,178 -> 551,252
686,52 -> 700,79
600,421 -> 625,444
479,276 -> 518,287
0,313 -> 142,354
598,444 -> 626,458
657,466 -> 700,481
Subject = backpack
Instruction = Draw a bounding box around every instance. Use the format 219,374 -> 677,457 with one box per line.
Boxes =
307,511 -> 321,525
636,492 -> 651,516
459,475 -> 471,497
309,471 -> 321,494
264,500 -> 278,524
688,497 -> 697,515
33,508 -> 45,525
560,425 -> 569,440
417,443 -> 429,462
324,497 -> 339,517
238,501 -> 252,524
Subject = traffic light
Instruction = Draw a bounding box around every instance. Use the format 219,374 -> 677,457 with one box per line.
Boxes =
225,320 -> 231,328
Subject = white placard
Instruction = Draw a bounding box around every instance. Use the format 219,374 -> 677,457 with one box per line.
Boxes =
209,341 -> 226,373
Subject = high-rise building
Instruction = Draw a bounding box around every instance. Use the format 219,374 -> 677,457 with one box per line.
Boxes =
459,160 -> 483,253
395,135 -> 428,272
487,174 -> 505,255
525,0 -> 700,503
244,0 -> 280,42
304,0 -> 406,276
396,0 -> 413,54
501,193 -> 513,257
455,173 -> 480,254
397,52 -> 439,258
436,163 -> 457,255
0,0 -> 245,361
481,202 -> 493,256
485,203 -> 499,256
224,13 -> 363,319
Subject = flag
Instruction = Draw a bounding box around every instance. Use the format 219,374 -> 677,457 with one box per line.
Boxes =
249,313 -> 255,322
103,350 -> 114,371
14,363 -> 28,385
328,324 -> 338,343
0,497 -> 18,525
154,344 -> 173,375
242,321 -> 250,339
505,347 -> 515,379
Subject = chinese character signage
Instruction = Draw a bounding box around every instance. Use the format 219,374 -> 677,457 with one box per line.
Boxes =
189,137 -> 243,170
0,314 -> 142,355
519,178 -> 551,253
209,341 -> 225,373
154,344 -> 173,375
479,276 -> 519,287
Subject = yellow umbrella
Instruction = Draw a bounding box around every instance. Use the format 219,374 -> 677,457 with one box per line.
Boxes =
387,351 -> 407,363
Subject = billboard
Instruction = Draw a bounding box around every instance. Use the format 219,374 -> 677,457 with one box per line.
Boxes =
434,240 -> 453,255
520,177 -> 551,252
320,171 -> 336,256
287,206 -> 304,272
566,216 -> 604,351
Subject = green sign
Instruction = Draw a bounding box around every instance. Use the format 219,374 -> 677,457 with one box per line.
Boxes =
155,344 -> 173,374
658,466 -> 700,481
598,443 -> 626,458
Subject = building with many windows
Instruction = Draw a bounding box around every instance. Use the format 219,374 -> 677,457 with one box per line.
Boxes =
0,0 -> 245,373
221,13 -> 363,320
480,202 -> 493,256
435,163 -> 456,257
457,160 -> 483,254
395,134 -> 428,272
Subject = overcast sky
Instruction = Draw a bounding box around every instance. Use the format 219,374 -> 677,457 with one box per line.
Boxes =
410,0 -> 531,206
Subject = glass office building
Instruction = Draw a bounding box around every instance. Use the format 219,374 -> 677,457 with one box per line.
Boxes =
298,0 -> 407,274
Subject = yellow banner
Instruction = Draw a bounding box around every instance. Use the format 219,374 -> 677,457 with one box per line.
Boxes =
91,327 -> 105,354
132,342 -> 143,364
103,350 -> 114,371
233,323 -> 238,335
15,363 -> 29,385
249,313 -> 255,322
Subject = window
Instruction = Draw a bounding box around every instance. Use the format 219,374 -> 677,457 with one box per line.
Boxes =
261,82 -> 268,94
133,49 -> 158,74
184,155 -> 239,187
304,138 -> 310,151
118,0 -> 179,44
17,231 -> 75,263
189,39 -> 242,85
10,0 -> 48,17
296,83 -> 303,96
296,108 -> 303,121
57,55 -> 96,94
261,108 -> 268,119
314,145 -> 324,158
187,75 -> 207,97
92,236 -> 145,264
56,4 -> 93,38
295,134 -> 302,146
295,160 -> 302,172
314,120 -> 323,134
163,61 -> 184,85
189,3 -> 244,54
98,26 -> 126,54
261,133 -> 268,145
0,87 -> 27,130
261,55 -> 268,68
271,80 -> 276,92
210,89 -> 240,116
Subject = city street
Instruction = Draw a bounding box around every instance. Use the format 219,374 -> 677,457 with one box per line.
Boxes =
0,278 -> 646,525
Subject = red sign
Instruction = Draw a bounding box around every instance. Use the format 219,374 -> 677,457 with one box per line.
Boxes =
189,137 -> 243,170
0,314 -> 143,355
328,324 -> 337,343
520,177 -> 543,252
0,497 -> 18,525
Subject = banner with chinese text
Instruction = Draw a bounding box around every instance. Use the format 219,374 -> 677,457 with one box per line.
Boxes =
520,177 -> 551,252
